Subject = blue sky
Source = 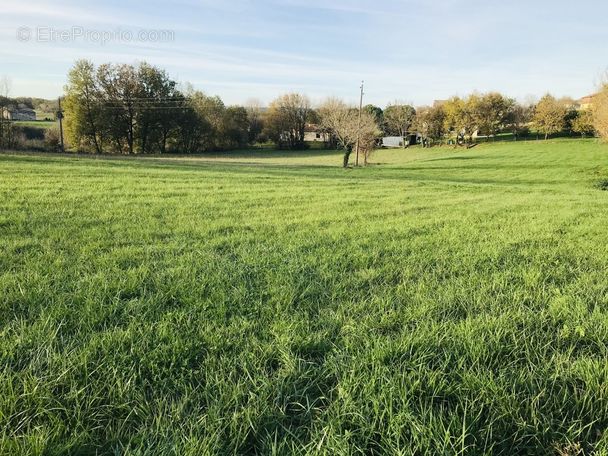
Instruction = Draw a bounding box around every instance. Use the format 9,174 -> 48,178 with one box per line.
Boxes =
1,0 -> 606,106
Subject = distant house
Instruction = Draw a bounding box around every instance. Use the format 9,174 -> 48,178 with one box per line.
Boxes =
578,94 -> 596,111
382,135 -> 418,148
3,106 -> 36,121
303,124 -> 328,142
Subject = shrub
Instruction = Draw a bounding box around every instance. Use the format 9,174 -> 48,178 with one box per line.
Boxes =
44,126 -> 63,152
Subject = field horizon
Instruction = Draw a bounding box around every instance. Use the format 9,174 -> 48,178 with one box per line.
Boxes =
2,139 -> 608,454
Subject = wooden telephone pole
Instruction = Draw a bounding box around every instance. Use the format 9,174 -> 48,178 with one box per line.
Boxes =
57,97 -> 65,153
355,81 -> 364,167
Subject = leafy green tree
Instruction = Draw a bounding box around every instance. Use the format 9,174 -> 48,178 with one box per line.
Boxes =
174,91 -> 212,153
177,89 -> 222,152
219,106 -> 250,149
65,61 -> 249,155
364,104 -> 385,133
63,60 -> 105,153
136,62 -> 182,154
95,63 -> 141,154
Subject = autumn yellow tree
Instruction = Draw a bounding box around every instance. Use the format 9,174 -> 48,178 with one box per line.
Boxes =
572,109 -> 595,138
264,93 -> 312,150
533,94 -> 567,140
443,96 -> 477,146
412,105 -> 446,147
593,84 -> 608,141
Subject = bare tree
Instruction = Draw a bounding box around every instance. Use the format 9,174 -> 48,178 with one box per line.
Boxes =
318,97 -> 380,167
0,76 -> 12,147
0,76 -> 10,99
244,98 -> 265,144
359,112 -> 381,165
384,103 -> 416,146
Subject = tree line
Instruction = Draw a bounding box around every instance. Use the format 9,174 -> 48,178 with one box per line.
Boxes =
313,91 -> 607,166
361,93 -> 597,146
8,60 -> 608,165
246,91 -> 606,168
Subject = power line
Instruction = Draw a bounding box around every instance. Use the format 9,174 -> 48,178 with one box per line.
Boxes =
98,106 -> 196,110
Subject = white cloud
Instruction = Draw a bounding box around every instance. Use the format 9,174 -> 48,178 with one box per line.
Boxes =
1,0 -> 605,103
1,1 -> 120,24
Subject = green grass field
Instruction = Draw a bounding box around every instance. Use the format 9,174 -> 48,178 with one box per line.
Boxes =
12,120 -> 57,129
1,139 -> 608,455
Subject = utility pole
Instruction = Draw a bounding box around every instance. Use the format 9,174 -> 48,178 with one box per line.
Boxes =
355,80 -> 364,167
57,97 -> 65,153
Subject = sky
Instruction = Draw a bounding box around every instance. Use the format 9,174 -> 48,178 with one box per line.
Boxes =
1,0 -> 607,107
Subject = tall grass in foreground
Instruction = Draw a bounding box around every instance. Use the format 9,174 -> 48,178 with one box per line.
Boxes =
1,139 -> 608,455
